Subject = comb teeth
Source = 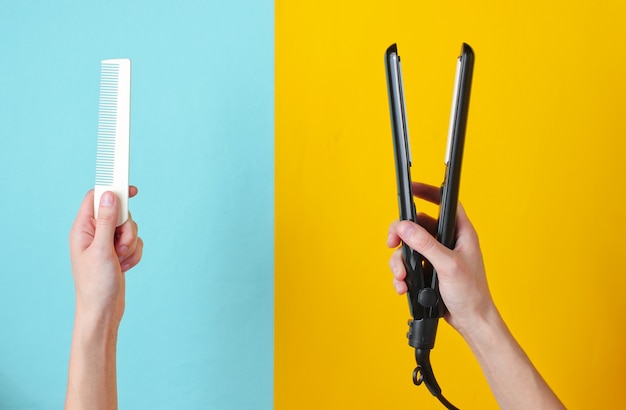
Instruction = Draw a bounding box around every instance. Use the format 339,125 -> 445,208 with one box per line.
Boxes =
94,58 -> 131,226
95,62 -> 121,185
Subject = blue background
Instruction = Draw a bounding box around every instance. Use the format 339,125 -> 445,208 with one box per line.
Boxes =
0,1 -> 273,408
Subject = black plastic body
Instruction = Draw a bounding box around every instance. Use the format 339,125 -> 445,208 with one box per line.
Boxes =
385,43 -> 474,410
386,42 -> 474,321
426,43 -> 474,316
437,43 -> 474,251
385,44 -> 423,319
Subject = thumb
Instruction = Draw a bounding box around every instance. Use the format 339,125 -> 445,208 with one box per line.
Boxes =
397,220 -> 451,271
93,191 -> 119,250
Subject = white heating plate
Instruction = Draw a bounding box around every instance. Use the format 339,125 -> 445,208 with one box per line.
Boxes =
445,57 -> 462,165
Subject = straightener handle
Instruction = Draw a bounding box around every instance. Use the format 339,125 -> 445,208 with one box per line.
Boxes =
418,288 -> 438,307
407,318 -> 438,349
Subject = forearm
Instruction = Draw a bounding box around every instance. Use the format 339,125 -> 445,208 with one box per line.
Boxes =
65,313 -> 119,410
463,308 -> 565,410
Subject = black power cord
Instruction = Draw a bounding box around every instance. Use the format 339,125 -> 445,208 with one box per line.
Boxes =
408,319 -> 459,409
413,348 -> 459,410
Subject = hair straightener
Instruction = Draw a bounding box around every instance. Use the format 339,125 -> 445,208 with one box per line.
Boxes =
385,43 -> 474,410
94,59 -> 131,226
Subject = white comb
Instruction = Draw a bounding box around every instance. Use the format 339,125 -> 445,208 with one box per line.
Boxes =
94,58 -> 131,226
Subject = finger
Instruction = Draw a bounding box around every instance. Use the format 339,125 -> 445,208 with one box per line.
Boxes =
129,185 -> 138,198
115,217 -> 138,258
389,248 -> 408,295
389,248 -> 406,281
396,220 -> 451,268
387,220 -> 401,248
393,278 -> 408,295
93,191 -> 119,251
455,202 -> 474,237
389,212 -> 438,248
452,202 -> 480,253
120,237 -> 144,272
412,182 -> 441,205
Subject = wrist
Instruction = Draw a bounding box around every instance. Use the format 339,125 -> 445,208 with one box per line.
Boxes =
73,304 -> 122,339
73,287 -> 125,330
72,318 -> 120,354
457,303 -> 505,354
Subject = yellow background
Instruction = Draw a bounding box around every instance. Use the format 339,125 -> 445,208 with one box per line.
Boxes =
276,1 -> 626,409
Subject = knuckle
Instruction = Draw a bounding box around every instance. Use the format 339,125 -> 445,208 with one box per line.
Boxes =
410,229 -> 435,252
446,254 -> 462,272
97,209 -> 116,225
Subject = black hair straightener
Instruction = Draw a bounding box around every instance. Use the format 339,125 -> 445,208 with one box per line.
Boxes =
385,43 -> 474,410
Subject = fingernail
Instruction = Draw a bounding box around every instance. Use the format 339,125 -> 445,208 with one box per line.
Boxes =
101,192 -> 115,207
122,263 -> 131,272
118,246 -> 129,258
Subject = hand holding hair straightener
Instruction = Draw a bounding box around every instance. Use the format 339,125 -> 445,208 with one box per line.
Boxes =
385,44 -> 565,410
387,183 -> 566,410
